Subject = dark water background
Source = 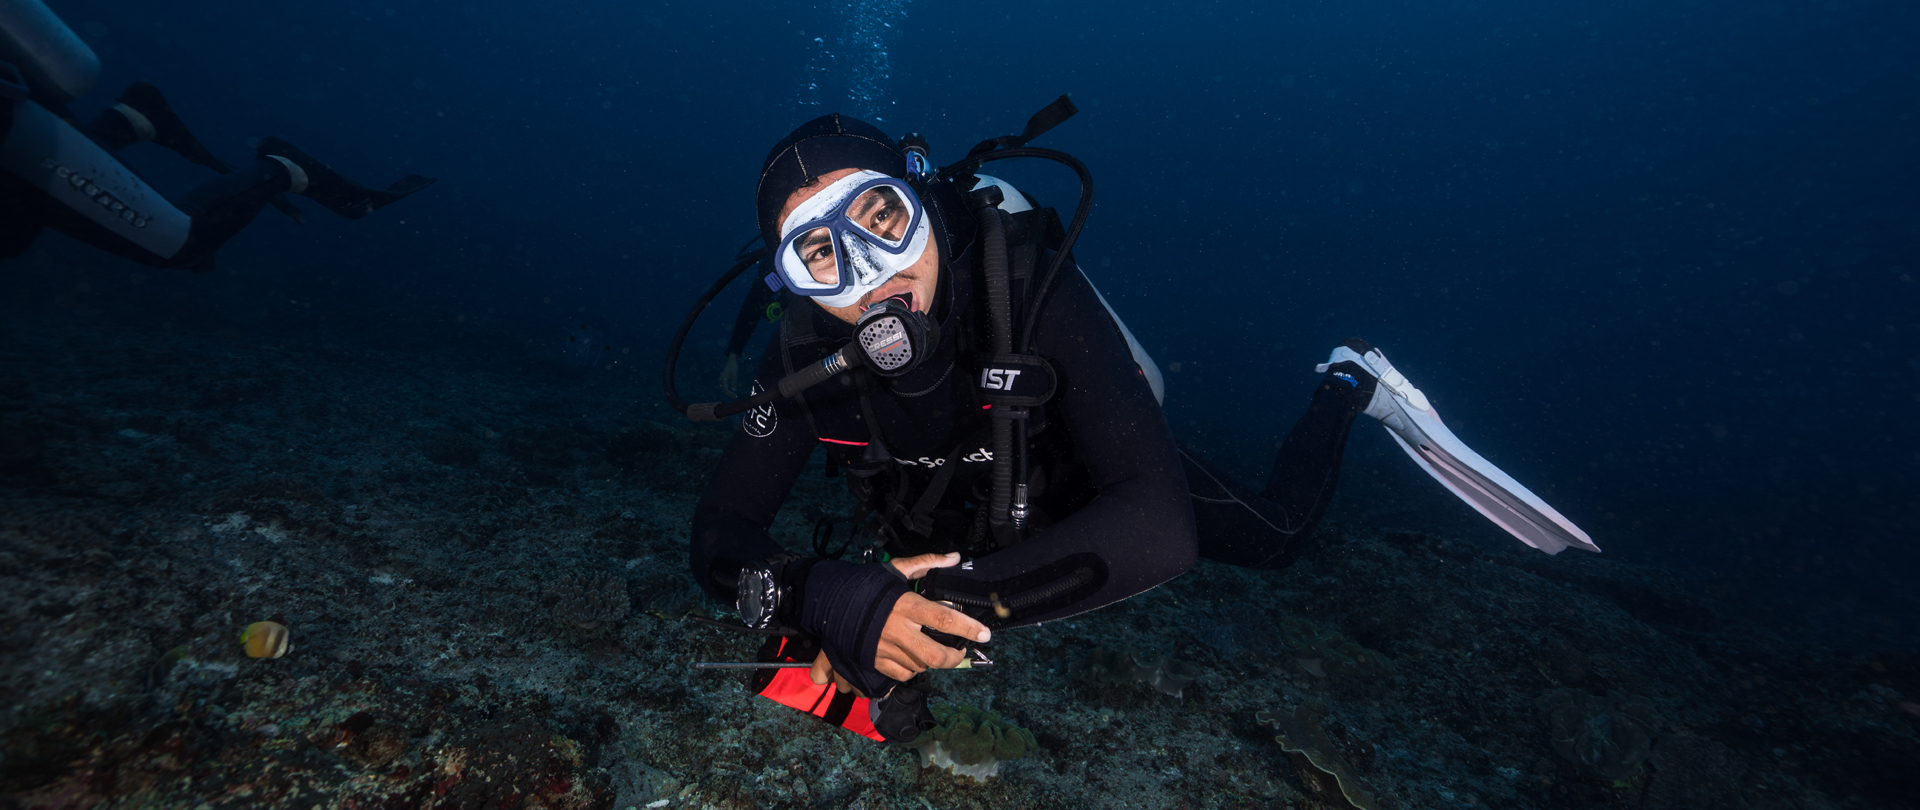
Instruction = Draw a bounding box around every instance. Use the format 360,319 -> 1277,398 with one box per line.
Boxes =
11,0 -> 1918,651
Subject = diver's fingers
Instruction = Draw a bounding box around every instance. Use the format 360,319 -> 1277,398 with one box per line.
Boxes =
898,631 -> 966,670
812,652 -> 864,694
810,651 -> 833,686
889,551 -> 961,580
829,669 -> 861,696
897,592 -> 991,644
880,606 -> 966,671
875,658 -> 918,683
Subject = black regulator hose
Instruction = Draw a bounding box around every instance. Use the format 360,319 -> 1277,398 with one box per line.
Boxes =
933,146 -> 1094,354
978,207 -> 1017,541
665,257 -> 927,422
663,247 -> 769,418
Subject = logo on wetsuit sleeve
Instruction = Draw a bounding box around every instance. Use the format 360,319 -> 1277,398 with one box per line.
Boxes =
743,382 -> 778,438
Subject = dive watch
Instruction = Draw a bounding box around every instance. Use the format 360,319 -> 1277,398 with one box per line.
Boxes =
735,554 -> 808,630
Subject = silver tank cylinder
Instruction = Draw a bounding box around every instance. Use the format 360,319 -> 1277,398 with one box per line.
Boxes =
0,0 -> 101,103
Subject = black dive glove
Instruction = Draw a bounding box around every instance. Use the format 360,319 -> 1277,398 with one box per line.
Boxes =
797,559 -> 912,701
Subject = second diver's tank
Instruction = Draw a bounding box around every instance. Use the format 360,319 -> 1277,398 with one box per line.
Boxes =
0,0 -> 101,103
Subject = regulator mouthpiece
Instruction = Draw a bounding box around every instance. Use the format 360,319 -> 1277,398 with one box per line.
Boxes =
852,297 -> 930,377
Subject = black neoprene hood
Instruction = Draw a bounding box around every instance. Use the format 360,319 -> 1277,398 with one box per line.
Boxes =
755,113 -> 905,249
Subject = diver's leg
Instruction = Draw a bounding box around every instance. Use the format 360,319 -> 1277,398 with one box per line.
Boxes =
100,83 -> 314,224
1187,358 -> 1373,569
255,137 -> 435,220
1259,352 -> 1376,524
111,82 -> 231,170
33,156 -> 295,270
83,106 -> 145,152
162,157 -> 303,269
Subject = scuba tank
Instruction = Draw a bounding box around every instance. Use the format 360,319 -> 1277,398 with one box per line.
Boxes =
0,0 -> 100,103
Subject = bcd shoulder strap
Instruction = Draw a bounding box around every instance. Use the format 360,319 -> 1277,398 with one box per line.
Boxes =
972,207 -> 1065,411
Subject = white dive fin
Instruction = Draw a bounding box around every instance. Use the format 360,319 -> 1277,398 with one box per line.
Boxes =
1318,345 -> 1600,555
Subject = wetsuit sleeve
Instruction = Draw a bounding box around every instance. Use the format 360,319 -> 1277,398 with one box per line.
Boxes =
921,264 -> 1197,627
689,337 -> 819,603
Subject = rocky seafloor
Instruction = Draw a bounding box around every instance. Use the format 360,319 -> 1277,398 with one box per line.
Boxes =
2,308 -> 1917,810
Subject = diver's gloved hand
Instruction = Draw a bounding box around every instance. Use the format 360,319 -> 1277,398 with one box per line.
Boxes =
802,553 -> 989,699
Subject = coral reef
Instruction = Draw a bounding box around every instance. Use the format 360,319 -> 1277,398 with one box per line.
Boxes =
1071,646 -> 1205,697
636,571 -> 709,619
1534,687 -> 1660,779
1180,610 -> 1243,658
547,570 -> 631,630
907,703 -> 1038,782
1645,734 -> 1749,810
1256,701 -> 1385,810
1280,614 -> 1395,681
1,664 -> 612,808
0,304 -> 1914,810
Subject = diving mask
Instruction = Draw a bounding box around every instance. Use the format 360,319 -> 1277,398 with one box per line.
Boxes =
774,170 -> 930,309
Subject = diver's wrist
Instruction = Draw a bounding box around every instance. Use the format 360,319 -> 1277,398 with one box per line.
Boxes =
735,553 -> 817,630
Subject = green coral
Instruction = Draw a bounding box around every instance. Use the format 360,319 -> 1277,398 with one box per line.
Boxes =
907,703 -> 1038,781
1280,616 -> 1394,680
1256,702 -> 1385,810
1070,647 -> 1205,697
1535,688 -> 1660,779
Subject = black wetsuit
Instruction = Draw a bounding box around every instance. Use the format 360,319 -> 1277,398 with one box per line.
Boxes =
690,187 -> 1374,634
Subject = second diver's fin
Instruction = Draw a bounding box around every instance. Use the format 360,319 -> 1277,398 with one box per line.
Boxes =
1319,341 -> 1600,555
256,136 -> 436,220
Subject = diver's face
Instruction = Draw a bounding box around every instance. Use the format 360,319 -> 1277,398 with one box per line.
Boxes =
779,167 -> 940,325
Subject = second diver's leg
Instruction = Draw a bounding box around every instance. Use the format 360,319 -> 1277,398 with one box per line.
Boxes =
90,83 -> 311,224
38,155 -> 296,270
84,105 -> 146,152
256,137 -> 435,220
161,158 -> 304,269
1187,349 -> 1375,569
111,82 -> 231,170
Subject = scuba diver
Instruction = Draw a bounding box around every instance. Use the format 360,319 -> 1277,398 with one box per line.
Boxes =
0,0 -> 433,272
668,100 -> 1597,743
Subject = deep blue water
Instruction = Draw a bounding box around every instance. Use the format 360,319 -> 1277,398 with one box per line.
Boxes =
15,0 -> 1920,650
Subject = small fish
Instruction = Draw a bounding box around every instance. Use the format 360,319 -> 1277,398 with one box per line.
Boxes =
241,621 -> 291,659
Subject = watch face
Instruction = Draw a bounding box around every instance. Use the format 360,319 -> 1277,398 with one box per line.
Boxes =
737,570 -> 770,626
